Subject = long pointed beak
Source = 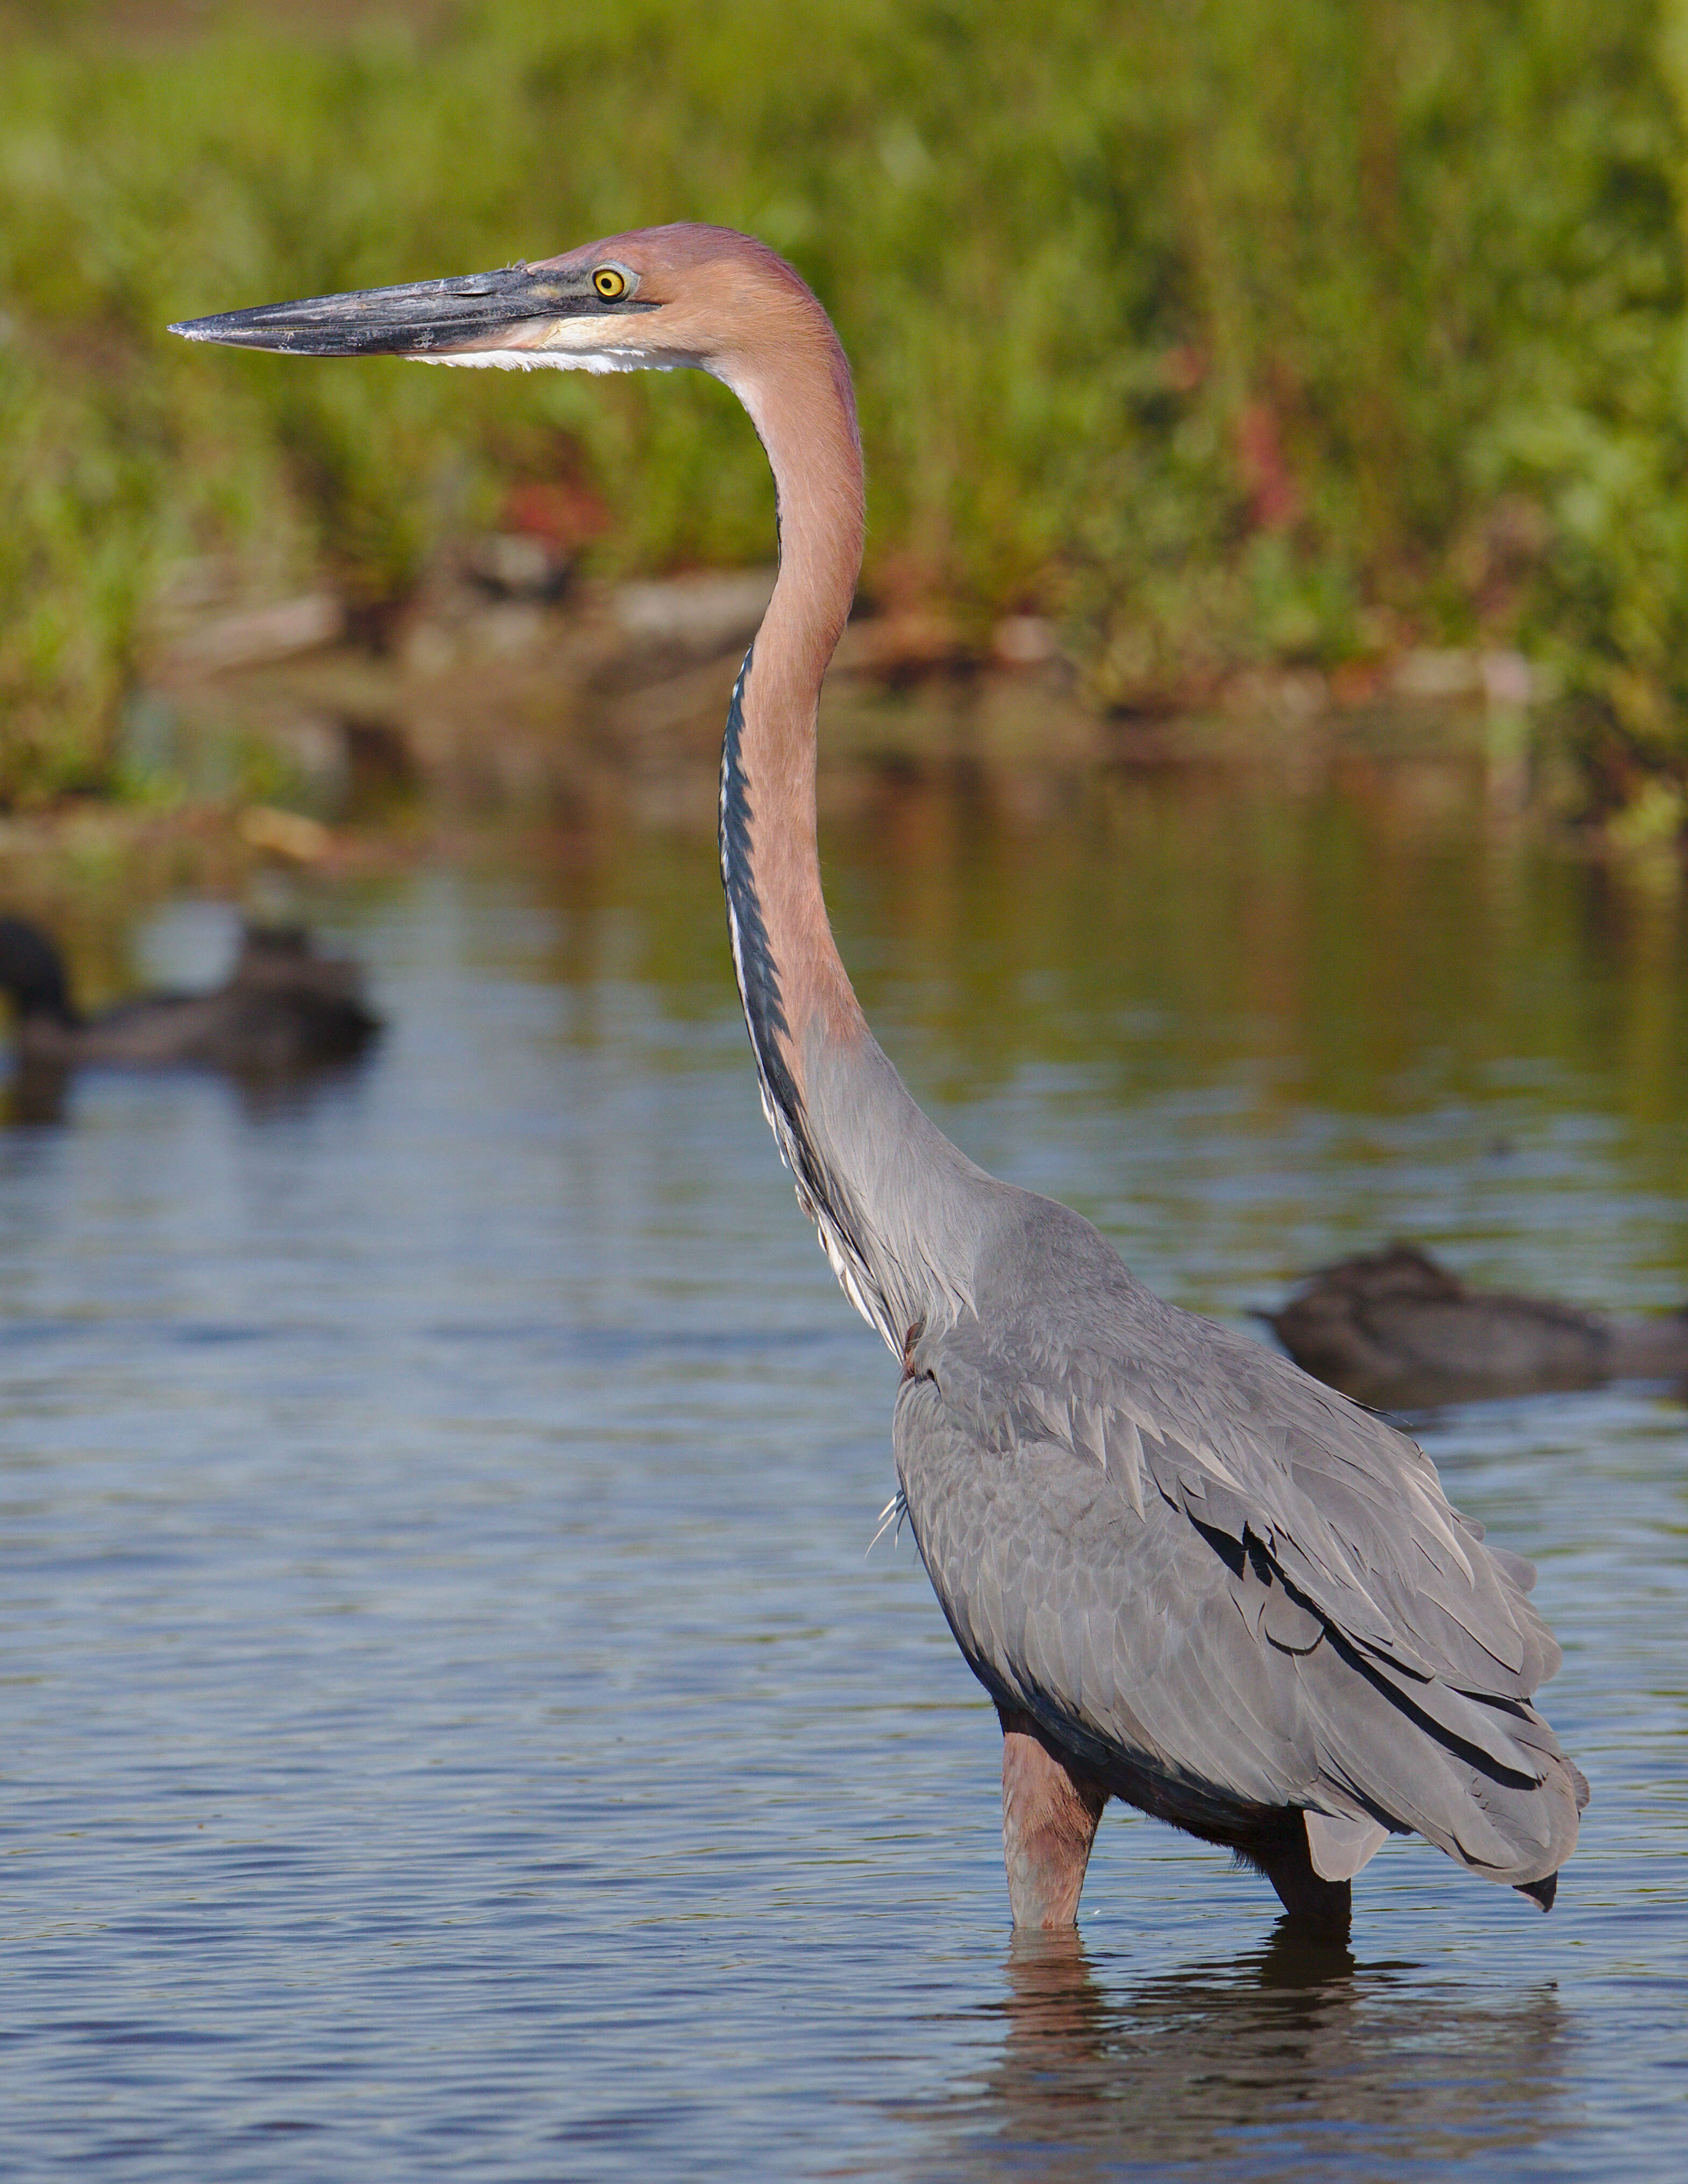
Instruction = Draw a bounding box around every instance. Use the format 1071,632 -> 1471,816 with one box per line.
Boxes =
169,261 -> 635,358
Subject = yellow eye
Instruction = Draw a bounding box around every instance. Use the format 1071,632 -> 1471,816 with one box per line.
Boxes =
592,266 -> 628,300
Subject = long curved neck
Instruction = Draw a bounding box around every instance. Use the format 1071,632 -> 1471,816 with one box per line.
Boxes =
714,312 -> 997,1352
720,324 -> 868,1108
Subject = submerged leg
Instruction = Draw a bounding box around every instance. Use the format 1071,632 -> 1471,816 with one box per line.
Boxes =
998,1706 -> 1108,1929
1246,1827 -> 1352,1933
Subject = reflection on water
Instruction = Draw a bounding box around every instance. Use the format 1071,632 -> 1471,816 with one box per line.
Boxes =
0,1057 -> 69,1126
913,1927 -> 1568,2180
0,762 -> 1683,2178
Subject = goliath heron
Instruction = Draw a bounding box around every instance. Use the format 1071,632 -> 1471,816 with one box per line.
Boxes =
173,225 -> 1585,1931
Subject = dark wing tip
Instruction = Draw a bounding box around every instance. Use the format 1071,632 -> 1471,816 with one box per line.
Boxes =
1514,1870 -> 1557,1912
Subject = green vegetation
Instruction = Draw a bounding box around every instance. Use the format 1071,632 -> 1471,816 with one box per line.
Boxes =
3,0 -> 1688,812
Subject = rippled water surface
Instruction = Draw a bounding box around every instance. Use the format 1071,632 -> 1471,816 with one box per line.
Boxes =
2,771 -> 1685,2178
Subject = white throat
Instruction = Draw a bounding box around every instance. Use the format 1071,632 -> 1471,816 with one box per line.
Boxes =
422,315 -> 701,377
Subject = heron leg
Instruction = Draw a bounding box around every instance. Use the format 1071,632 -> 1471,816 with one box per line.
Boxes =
998,1706 -> 1108,1929
1245,1830 -> 1352,1932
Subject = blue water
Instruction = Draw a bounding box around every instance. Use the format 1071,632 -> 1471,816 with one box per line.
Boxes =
0,787 -> 1684,2177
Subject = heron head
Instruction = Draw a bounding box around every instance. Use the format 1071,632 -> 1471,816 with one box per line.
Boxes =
169,223 -> 826,390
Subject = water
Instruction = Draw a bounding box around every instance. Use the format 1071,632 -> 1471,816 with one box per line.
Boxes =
0,770 -> 1684,2178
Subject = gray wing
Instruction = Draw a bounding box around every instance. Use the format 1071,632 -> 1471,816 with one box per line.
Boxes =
892,1193 -> 1586,1887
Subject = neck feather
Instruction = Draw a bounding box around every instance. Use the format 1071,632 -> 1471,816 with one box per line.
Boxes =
713,296 -> 996,1350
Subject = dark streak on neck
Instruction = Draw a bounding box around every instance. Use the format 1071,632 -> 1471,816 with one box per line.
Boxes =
719,645 -> 872,1279
719,645 -> 803,1128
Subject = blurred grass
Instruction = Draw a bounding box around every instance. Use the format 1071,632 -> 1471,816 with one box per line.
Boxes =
2,0 -> 1687,810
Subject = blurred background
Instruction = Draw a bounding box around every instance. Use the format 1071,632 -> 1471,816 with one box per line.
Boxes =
3,0 -> 1688,830
1,7 -> 1685,2178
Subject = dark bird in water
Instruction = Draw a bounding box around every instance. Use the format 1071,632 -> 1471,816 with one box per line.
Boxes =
173,223 -> 1586,1934
0,914 -> 380,1079
1268,1241 -> 1688,1409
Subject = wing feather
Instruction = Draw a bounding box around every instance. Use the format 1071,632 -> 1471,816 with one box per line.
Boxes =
891,1192 -> 1583,1886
